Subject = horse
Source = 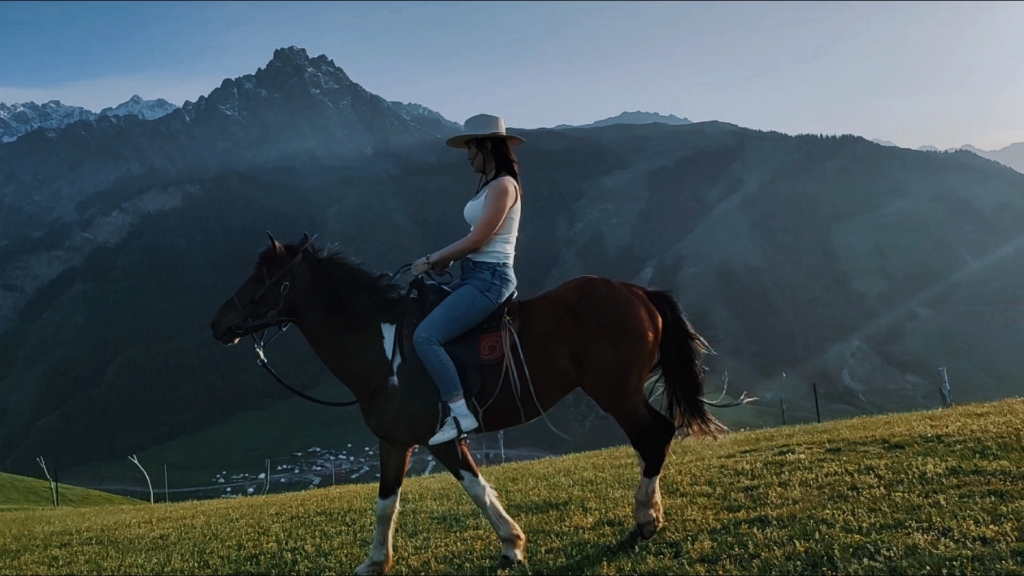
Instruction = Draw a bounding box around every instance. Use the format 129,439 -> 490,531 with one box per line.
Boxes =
209,232 -> 736,575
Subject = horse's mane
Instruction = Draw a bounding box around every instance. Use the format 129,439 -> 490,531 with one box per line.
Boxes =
279,241 -> 406,323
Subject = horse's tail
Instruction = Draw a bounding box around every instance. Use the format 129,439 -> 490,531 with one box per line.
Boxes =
643,288 -> 728,439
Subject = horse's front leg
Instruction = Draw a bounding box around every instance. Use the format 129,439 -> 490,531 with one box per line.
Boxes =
428,439 -> 526,568
354,441 -> 413,575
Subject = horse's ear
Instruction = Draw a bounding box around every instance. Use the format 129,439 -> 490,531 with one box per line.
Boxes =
267,231 -> 284,256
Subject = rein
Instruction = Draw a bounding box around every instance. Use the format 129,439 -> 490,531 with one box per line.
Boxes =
237,259 -> 421,408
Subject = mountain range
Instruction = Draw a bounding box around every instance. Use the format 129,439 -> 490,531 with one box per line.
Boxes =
0,96 -> 178,143
871,138 -> 1024,174
553,110 -> 692,130
2,46 -> 1024,479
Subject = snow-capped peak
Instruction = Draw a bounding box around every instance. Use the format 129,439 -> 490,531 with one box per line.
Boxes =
100,95 -> 178,121
0,100 -> 97,143
0,95 -> 179,144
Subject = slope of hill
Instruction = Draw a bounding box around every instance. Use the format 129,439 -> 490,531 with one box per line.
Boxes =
894,141 -> 1024,174
2,399 -> 1022,574
971,141 -> 1024,174
0,471 -> 137,510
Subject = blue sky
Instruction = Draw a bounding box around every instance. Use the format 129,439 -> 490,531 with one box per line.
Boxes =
1,1 -> 1022,150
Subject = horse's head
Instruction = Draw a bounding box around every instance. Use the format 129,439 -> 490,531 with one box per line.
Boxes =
210,231 -> 313,345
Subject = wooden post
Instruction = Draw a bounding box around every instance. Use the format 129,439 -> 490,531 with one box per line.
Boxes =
54,464 -> 60,508
781,395 -> 787,425
163,465 -> 169,504
331,459 -> 336,485
938,367 -> 953,408
812,383 -> 821,423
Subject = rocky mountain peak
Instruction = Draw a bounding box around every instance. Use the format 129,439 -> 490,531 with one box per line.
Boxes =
99,95 -> 178,120
0,100 -> 98,142
257,45 -> 353,89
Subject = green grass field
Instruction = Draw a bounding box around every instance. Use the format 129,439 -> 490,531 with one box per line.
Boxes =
3,398 -> 1023,575
0,472 -> 138,511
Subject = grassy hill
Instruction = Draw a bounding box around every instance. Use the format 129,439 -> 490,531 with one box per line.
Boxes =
2,398 -> 1022,575
0,471 -> 138,511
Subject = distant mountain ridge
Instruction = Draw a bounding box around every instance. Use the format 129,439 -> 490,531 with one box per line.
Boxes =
870,137 -> 1024,174
964,142 -> 1024,174
0,96 -> 178,143
553,111 -> 693,129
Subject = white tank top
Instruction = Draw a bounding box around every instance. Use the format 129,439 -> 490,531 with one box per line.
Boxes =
463,175 -> 521,264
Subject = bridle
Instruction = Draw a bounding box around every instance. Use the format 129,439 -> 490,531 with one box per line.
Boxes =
229,242 -> 308,336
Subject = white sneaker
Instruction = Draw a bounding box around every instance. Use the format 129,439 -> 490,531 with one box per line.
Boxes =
428,413 -> 479,445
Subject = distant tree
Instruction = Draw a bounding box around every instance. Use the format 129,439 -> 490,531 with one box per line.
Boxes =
128,454 -> 155,504
35,456 -> 58,507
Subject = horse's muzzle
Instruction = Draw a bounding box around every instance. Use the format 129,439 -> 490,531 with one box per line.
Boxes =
210,319 -> 243,346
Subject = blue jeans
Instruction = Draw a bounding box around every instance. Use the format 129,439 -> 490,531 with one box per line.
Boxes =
413,259 -> 517,401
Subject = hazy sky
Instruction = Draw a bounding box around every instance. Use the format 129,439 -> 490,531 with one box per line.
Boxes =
2,1 -> 1022,150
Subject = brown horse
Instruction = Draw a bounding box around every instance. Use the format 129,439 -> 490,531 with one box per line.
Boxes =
210,232 -> 736,575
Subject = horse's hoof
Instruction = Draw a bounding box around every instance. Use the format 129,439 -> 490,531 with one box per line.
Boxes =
497,553 -> 524,569
636,519 -> 661,540
353,561 -> 387,575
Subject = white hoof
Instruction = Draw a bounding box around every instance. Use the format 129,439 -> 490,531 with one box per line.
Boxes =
498,545 -> 526,568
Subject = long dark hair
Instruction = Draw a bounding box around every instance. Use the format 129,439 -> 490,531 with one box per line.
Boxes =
471,137 -> 521,195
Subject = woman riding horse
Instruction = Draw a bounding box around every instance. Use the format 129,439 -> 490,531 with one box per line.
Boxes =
410,113 -> 524,445
210,114 -> 743,573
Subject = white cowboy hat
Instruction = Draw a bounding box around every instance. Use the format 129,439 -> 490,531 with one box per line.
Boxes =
445,113 -> 526,148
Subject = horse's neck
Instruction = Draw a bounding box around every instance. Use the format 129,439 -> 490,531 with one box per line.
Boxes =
296,306 -> 390,399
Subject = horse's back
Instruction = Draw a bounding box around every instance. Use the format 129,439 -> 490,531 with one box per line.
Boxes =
525,275 -> 659,321
518,274 -> 662,353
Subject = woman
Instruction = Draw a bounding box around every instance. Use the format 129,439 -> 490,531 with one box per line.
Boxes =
411,113 -> 524,445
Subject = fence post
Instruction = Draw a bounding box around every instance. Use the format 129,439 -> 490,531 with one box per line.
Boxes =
331,459 -> 336,485
164,465 -> 169,504
54,464 -> 60,508
781,395 -> 787,425
812,383 -> 821,423
938,367 -> 953,408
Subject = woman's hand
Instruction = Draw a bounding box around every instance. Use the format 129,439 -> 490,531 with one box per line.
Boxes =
412,256 -> 431,276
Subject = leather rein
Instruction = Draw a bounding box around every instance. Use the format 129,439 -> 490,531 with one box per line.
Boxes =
229,239 -> 416,408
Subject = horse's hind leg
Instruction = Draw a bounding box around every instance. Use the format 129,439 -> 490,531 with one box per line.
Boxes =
600,396 -> 677,539
427,440 -> 526,568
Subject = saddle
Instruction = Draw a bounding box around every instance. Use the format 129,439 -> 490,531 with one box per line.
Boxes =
398,276 -> 521,402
